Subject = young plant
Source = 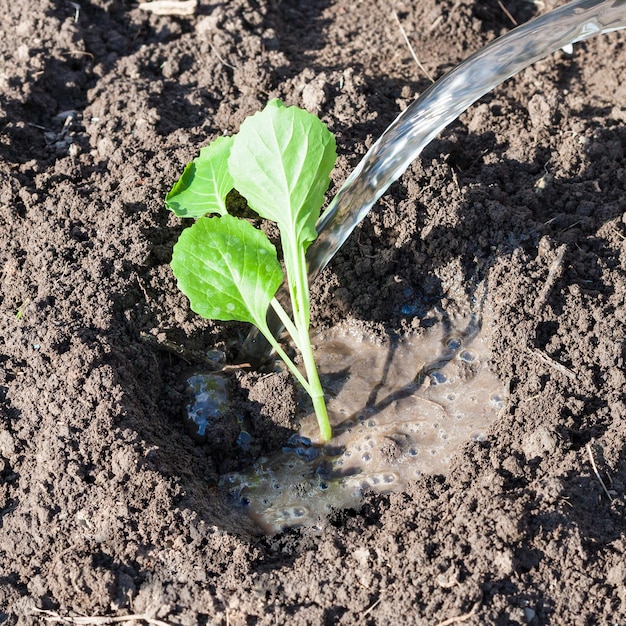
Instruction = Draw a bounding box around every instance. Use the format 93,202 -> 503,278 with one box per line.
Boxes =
166,99 -> 336,442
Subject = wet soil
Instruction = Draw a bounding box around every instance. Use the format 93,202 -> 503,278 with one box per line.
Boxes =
1,0 -> 626,624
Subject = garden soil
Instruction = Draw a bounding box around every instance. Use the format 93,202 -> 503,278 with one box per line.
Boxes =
1,0 -> 626,624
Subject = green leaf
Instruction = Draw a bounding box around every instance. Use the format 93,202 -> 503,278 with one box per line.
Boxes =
171,214 -> 283,326
165,136 -> 234,218
228,99 -> 337,249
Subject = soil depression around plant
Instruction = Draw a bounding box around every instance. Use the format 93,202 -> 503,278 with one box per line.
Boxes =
1,1 -> 626,625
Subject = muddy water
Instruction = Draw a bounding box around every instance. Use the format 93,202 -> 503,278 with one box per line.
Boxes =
216,317 -> 506,534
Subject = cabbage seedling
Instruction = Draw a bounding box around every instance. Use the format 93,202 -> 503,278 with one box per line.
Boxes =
166,99 -> 336,442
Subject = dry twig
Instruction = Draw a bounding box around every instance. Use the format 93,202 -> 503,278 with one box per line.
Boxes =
531,348 -> 576,380
430,0 -> 462,32
362,597 -> 382,617
434,603 -> 479,626
497,0 -> 518,26
32,608 -> 171,626
392,10 -> 435,83
586,443 -> 614,502
209,42 -> 238,71
138,0 -> 197,16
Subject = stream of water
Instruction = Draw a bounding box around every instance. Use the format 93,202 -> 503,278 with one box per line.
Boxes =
241,0 -> 626,359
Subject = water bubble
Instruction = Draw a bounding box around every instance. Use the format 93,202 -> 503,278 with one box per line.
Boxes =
430,370 -> 447,384
288,434 -> 312,447
185,374 -> 230,440
446,393 -> 456,402
471,431 -> 485,441
367,420 -> 377,428
258,249 -> 267,255
236,430 -> 253,451
490,392 -> 505,410
408,447 -> 418,456
362,452 -> 372,462
446,337 -> 462,351
401,304 -> 419,316
459,349 -> 476,363
382,473 -> 396,484
205,349 -> 226,365
226,303 -> 235,312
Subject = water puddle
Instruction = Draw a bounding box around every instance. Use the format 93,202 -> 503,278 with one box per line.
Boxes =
194,317 -> 506,534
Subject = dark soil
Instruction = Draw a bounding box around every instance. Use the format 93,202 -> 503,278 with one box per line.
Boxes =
1,0 -> 625,624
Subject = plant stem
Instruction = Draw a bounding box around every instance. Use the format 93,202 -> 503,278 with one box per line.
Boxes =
271,294 -> 331,441
255,322 -> 313,396
299,332 -> 332,442
288,242 -> 332,442
270,297 -> 304,354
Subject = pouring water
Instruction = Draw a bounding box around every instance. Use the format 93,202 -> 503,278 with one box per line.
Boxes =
241,0 -> 626,361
